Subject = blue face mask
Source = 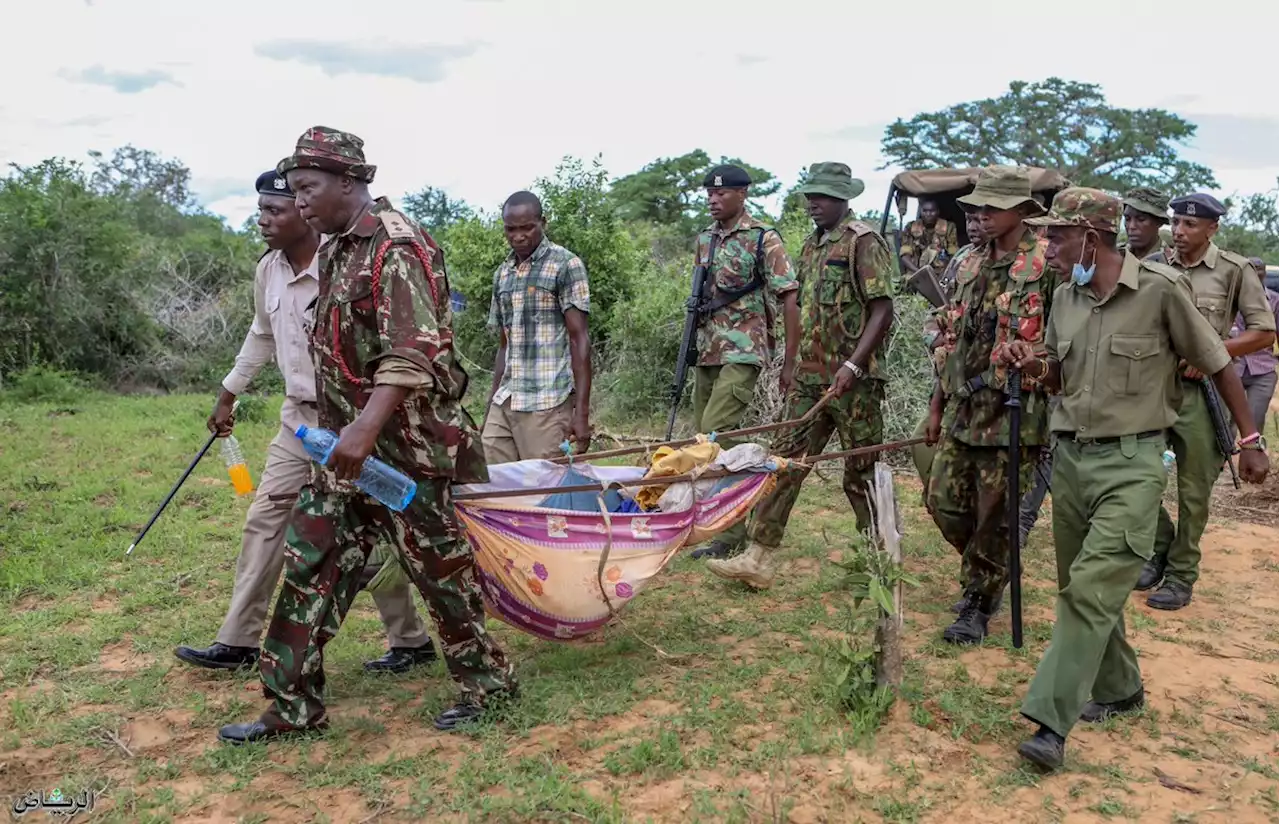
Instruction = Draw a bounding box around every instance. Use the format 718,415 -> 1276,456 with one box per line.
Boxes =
1071,234 -> 1097,285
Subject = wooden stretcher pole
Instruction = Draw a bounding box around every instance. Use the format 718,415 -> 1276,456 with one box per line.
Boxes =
454,435 -> 925,501
550,390 -> 837,465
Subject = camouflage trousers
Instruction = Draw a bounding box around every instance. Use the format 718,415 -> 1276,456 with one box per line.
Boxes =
925,435 -> 1038,607
750,379 -> 885,546
259,480 -> 514,730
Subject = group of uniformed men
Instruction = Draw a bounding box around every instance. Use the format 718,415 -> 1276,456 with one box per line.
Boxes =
181,125 -> 1271,772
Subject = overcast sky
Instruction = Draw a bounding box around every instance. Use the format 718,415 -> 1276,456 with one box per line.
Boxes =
3,0 -> 1277,228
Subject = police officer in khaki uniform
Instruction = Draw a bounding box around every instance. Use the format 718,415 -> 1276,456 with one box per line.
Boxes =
1138,193 -> 1277,609
1000,188 -> 1269,771
174,170 -> 435,676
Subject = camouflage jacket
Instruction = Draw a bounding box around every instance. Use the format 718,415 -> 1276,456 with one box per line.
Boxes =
795,212 -> 895,384
936,228 -> 1053,447
311,197 -> 487,490
903,218 -> 960,271
693,213 -> 798,368
924,242 -> 979,367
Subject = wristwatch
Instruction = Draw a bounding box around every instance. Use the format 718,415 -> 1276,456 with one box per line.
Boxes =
1238,434 -> 1268,452
842,360 -> 866,379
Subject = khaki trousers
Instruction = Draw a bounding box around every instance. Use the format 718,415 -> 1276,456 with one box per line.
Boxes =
215,422 -> 429,649
482,396 -> 574,463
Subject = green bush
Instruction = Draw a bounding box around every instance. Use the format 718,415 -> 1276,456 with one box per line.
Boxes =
0,365 -> 86,405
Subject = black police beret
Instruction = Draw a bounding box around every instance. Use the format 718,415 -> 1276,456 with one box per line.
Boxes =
255,169 -> 294,198
703,164 -> 751,189
1170,193 -> 1226,220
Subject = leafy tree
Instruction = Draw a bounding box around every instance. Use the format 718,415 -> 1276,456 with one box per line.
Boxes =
879,78 -> 1218,193
1219,184 -> 1279,264
437,156 -> 646,371
401,185 -> 475,234
0,159 -> 154,377
610,149 -> 781,237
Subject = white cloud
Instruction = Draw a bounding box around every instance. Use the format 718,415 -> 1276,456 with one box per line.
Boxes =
3,0 -> 1276,229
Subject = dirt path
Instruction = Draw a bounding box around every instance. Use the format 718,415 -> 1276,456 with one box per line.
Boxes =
2,485 -> 1276,823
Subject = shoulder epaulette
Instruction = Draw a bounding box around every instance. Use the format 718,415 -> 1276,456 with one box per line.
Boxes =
377,209 -> 417,241
1138,257 -> 1183,282
1218,247 -> 1252,269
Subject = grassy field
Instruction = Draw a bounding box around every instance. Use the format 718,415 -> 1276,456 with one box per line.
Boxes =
1,393 -> 1277,823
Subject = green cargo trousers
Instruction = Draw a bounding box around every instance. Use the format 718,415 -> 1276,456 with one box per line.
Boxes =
1021,434 -> 1165,738
926,435 -> 1038,606
749,378 -> 885,546
1152,384 -> 1223,587
693,363 -> 761,548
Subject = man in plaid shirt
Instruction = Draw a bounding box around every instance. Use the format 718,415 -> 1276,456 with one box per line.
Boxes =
483,191 -> 592,462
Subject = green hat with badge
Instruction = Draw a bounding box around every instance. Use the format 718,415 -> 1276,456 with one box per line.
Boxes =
1122,186 -> 1170,222
957,165 -> 1045,214
795,162 -> 865,201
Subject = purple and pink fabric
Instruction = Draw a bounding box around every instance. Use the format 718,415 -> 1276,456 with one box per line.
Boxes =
453,459 -> 778,641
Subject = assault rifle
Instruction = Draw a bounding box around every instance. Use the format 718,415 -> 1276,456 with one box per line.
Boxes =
1200,376 -> 1242,489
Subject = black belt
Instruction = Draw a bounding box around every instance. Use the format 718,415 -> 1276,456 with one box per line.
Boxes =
1063,429 -> 1163,445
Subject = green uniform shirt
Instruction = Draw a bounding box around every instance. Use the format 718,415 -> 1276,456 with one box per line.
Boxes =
1162,242 -> 1277,338
795,212 -> 894,384
1046,252 -> 1231,439
902,218 -> 960,272
693,213 -> 799,368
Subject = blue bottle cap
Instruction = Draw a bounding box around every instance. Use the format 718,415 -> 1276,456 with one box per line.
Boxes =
295,425 -> 309,439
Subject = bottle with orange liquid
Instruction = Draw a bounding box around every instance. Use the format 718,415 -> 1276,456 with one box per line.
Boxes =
220,435 -> 254,496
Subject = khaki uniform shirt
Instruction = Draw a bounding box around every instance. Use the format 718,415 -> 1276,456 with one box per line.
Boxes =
222,246 -> 323,433
1046,253 -> 1231,439
1162,242 -> 1276,339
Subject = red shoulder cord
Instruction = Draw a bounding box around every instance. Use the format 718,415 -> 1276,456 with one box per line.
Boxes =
330,238 -> 441,388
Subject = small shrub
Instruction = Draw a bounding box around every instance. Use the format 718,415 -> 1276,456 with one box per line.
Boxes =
0,365 -> 86,405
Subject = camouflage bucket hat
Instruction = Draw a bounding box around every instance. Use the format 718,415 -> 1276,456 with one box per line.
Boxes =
277,126 -> 377,183
956,166 -> 1045,214
1122,186 -> 1170,221
1025,187 -> 1121,234
796,162 -> 865,201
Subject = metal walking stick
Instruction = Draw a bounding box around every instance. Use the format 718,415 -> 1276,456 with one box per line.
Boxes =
126,400 -> 239,556
1005,368 -> 1024,649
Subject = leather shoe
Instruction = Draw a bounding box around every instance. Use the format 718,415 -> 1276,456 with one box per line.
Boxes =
1133,557 -> 1165,591
174,642 -> 258,671
217,720 -> 326,746
1017,725 -> 1065,771
1080,687 -> 1145,723
691,540 -> 738,560
433,689 -> 517,732
363,643 -> 439,674
1146,580 -> 1192,611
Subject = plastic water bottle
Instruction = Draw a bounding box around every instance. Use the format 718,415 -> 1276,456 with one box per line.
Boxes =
294,425 -> 417,511
1162,450 -> 1176,472
221,435 -> 254,496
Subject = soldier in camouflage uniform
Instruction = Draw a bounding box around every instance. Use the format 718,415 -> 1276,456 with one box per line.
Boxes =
900,197 -> 960,276
914,212 -> 985,491
924,166 -> 1054,645
218,127 -> 515,745
1121,187 -> 1169,261
707,163 -> 893,589
687,164 -> 800,561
